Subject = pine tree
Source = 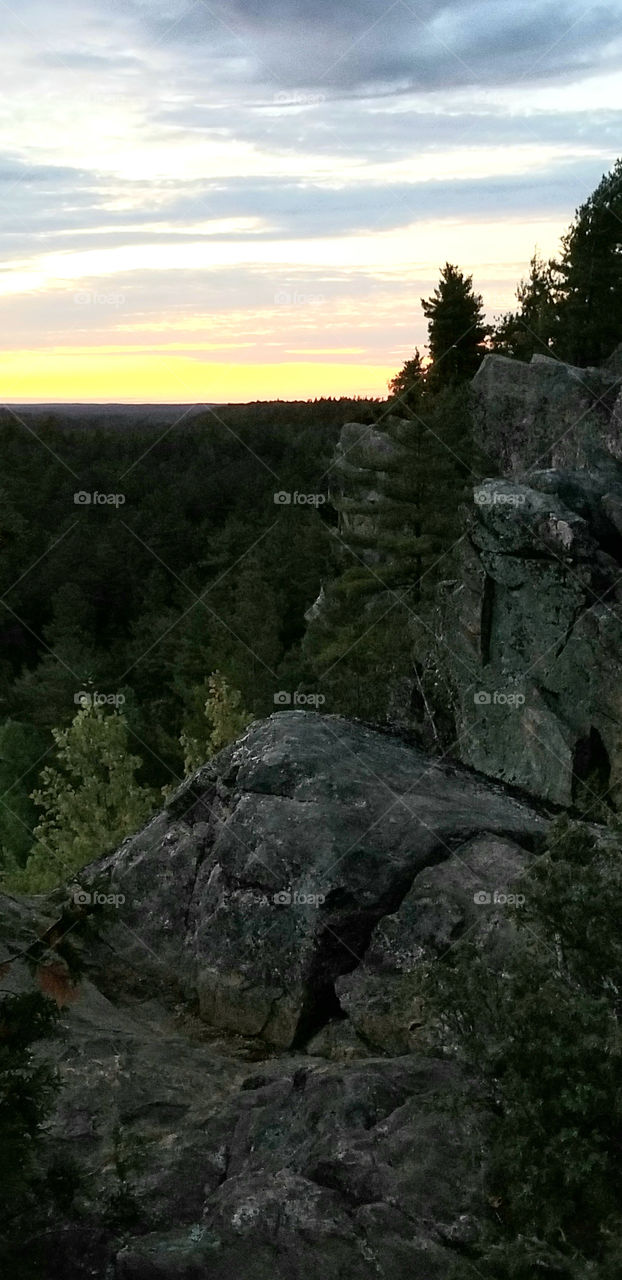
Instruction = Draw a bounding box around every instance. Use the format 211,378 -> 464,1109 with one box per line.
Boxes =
387,348 -> 427,410
302,573 -> 410,722
11,705 -> 156,892
372,386 -> 475,603
552,158 -> 622,366
179,672 -> 252,775
421,263 -> 490,391
206,554 -> 282,713
490,251 -> 557,360
304,386 -> 477,722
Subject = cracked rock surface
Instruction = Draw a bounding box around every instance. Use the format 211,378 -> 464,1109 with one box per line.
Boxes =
2,712 -> 547,1277
447,468 -> 622,808
81,712 -> 546,1048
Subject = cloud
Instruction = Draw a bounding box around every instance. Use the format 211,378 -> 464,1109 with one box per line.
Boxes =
0,0 -> 620,400
0,148 -> 616,261
134,0 -> 622,94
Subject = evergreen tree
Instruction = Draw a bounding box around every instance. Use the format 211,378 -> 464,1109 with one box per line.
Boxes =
179,672 -> 252,775
490,251 -> 557,360
372,386 -> 476,602
206,554 -> 282,713
302,563 -> 411,722
0,720 -> 49,876
421,263 -> 490,390
305,386 -> 477,723
552,158 -> 622,366
387,347 -> 427,410
11,705 -> 156,892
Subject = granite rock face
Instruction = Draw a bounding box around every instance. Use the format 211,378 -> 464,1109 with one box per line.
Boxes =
84,712 -> 546,1050
472,351 -> 621,474
330,418 -> 408,563
335,834 -> 530,1056
446,468 -> 622,809
2,713 -> 548,1278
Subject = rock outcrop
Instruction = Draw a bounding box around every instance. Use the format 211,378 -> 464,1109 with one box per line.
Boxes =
330,418 -> 408,563
326,353 -> 622,810
2,712 -> 547,1278
472,351 -> 621,474
445,353 -> 622,809
86,712 -> 546,1050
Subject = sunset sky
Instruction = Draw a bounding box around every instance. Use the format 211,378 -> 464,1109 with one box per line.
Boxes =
2,0 -> 622,403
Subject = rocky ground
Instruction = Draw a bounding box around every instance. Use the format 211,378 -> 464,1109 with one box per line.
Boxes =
2,711 -> 550,1278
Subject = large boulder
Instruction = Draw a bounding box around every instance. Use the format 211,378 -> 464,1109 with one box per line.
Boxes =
82,712 -> 546,1050
1,887 -> 479,1280
0,713 -> 549,1278
472,352 -> 621,474
336,833 -> 530,1055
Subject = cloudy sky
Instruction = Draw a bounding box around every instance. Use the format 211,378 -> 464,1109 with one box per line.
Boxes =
1,0 -> 621,402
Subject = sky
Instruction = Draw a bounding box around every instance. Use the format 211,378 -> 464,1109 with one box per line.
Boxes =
1,0 -> 621,403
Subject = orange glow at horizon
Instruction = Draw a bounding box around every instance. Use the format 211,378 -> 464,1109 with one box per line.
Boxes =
0,350 -> 394,403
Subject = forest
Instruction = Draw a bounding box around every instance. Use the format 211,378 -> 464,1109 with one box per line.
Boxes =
1,158 -> 622,893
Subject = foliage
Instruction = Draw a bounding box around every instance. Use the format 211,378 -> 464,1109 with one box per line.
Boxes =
9,706 -> 157,892
421,819 -> 622,1278
303,577 -> 412,721
387,347 -> 427,410
490,161 -> 622,368
490,251 -> 558,361
179,671 -> 253,774
421,262 -> 490,390
552,158 -> 622,366
0,398 -> 356,831
372,386 -> 476,600
101,1123 -> 148,1229
305,384 -> 477,723
0,720 -> 50,876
